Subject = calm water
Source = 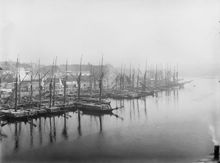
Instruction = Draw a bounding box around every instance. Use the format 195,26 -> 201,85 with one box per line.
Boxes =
1,78 -> 220,163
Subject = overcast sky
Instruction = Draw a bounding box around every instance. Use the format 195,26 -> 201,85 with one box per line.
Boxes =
0,0 -> 220,72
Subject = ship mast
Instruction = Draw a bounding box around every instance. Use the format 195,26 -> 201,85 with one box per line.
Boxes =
30,63 -> 33,103
38,59 -> 42,108
14,58 -> 18,111
63,60 -> 67,105
77,55 -> 82,101
49,60 -> 54,108
99,56 -> 103,103
52,57 -> 57,106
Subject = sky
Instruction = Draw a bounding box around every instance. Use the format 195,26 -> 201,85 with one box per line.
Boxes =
0,0 -> 220,74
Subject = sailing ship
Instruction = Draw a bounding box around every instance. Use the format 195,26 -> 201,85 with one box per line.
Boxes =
75,56 -> 116,114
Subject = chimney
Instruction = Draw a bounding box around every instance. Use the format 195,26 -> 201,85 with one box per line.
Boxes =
214,145 -> 219,160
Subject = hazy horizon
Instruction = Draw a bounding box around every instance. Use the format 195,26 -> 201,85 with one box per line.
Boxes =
1,0 -> 220,75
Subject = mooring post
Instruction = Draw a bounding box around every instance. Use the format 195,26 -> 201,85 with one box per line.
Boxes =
214,145 -> 219,160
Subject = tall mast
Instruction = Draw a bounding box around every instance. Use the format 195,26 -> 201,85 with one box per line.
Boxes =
137,67 -> 139,89
63,60 -> 67,105
176,64 -> 179,83
14,58 -> 18,111
38,59 -> 42,108
132,69 -> 135,89
120,65 -> 122,90
89,64 -> 93,95
129,64 -> 132,88
77,55 -> 82,101
52,57 -> 57,106
18,59 -> 21,104
155,64 -> 158,87
144,71 -> 147,91
49,60 -> 54,108
144,59 -> 148,90
30,63 -> 33,103
0,72 -> 1,99
99,56 -> 103,103
123,65 -> 125,89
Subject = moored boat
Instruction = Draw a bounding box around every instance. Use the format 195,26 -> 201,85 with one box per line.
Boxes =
75,101 -> 113,114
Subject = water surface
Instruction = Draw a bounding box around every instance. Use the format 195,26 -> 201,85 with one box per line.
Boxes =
1,78 -> 219,163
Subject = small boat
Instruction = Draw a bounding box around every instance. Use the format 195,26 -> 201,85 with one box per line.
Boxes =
79,97 -> 111,105
0,108 -> 44,119
75,101 -> 114,114
44,106 -> 63,113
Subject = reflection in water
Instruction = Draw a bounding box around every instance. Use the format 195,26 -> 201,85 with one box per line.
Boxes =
14,122 -> 19,152
174,89 -> 179,105
53,117 -> 56,142
99,116 -> 103,134
49,117 -> 53,143
30,120 -> 34,147
132,99 -> 135,120
2,85 -> 185,162
129,100 -> 132,121
39,118 -> 43,145
78,111 -> 82,136
164,88 -> 179,105
19,122 -> 22,136
0,121 -> 7,163
143,98 -> 147,118
136,99 -> 140,119
62,113 -> 68,140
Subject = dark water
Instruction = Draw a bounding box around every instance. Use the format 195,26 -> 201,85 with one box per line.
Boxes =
1,78 -> 220,163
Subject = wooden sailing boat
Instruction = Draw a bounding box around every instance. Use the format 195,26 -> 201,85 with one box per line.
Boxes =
44,58 -> 65,114
56,60 -> 76,110
75,56 -> 115,114
0,58 -> 40,119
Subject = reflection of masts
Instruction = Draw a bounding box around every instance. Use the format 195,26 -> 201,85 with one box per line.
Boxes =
99,116 -> 102,133
137,99 -> 140,119
62,113 -> 68,139
77,111 -> 82,136
14,122 -> 19,151
19,122 -> 22,135
132,99 -> 135,119
143,98 -> 147,119
53,117 -> 56,142
39,118 -> 43,145
129,100 -> 132,120
49,117 -> 53,143
30,119 -> 33,147
0,121 -> 7,141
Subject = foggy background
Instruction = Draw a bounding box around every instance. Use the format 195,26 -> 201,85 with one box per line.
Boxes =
0,0 -> 220,77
